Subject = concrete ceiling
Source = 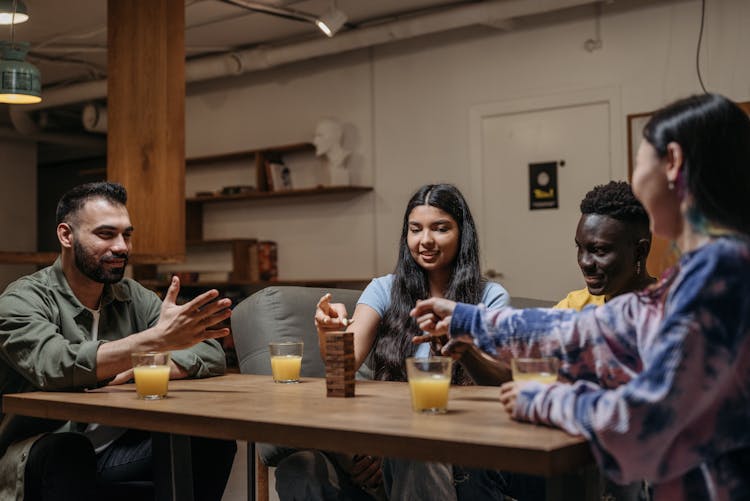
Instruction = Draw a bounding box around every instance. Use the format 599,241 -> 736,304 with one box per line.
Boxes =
15,0 -> 472,86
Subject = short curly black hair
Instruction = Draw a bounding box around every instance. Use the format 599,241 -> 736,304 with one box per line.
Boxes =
580,181 -> 650,236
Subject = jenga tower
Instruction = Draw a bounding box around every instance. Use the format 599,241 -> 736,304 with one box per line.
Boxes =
325,332 -> 355,397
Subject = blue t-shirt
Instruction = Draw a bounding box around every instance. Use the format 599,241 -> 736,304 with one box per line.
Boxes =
357,274 -> 510,356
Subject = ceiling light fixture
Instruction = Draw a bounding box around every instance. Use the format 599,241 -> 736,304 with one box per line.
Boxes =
0,0 -> 41,104
0,0 -> 27,25
315,7 -> 348,37
221,0 -> 348,38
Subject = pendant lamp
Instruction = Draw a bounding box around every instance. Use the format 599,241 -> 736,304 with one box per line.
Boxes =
0,0 -> 27,25
0,41 -> 41,103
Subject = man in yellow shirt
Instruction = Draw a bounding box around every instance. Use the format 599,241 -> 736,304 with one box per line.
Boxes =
556,181 -> 656,311
555,181 -> 655,501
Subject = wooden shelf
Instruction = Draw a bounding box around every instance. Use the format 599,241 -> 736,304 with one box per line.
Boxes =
187,185 -> 372,204
185,238 -> 257,246
185,142 -> 313,166
0,252 -> 59,265
138,278 -> 369,289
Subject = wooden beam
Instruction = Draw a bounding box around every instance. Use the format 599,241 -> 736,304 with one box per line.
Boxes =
107,0 -> 185,263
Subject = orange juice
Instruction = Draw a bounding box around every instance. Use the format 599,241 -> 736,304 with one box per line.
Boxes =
134,365 -> 170,399
512,372 -> 557,384
409,375 -> 450,413
271,355 -> 302,383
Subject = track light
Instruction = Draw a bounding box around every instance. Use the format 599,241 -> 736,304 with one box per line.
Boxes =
315,8 -> 347,37
221,0 -> 348,37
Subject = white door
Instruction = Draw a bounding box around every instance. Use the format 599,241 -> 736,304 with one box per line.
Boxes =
478,100 -> 612,301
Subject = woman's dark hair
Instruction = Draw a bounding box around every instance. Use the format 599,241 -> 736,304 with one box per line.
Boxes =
580,181 -> 651,241
642,93 -> 750,236
56,182 -> 128,225
372,184 -> 484,382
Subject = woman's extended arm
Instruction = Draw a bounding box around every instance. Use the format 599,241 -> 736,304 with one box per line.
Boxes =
496,242 -> 750,485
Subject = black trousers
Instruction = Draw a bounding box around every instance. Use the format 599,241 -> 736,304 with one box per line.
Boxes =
24,430 -> 237,501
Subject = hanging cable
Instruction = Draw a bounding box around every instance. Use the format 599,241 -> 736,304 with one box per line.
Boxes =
696,0 -> 708,93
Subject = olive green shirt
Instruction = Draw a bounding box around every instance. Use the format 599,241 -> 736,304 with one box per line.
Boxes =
0,258 -> 226,498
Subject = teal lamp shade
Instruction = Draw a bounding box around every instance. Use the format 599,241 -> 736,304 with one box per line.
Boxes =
0,0 -> 28,25
0,41 -> 41,104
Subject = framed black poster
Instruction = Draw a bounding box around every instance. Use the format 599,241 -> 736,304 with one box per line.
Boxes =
528,161 -> 558,210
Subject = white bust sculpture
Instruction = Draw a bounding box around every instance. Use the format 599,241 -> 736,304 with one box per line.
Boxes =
313,118 -> 350,186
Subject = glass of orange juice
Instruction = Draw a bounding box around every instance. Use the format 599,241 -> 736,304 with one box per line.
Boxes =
132,352 -> 171,400
269,341 -> 303,383
406,357 -> 452,414
511,357 -> 559,384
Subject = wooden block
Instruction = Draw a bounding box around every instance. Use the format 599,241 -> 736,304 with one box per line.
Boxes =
325,360 -> 354,368
327,386 -> 355,397
324,331 -> 355,398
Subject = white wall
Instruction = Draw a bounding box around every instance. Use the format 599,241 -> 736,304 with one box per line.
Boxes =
0,139 -> 37,291
184,0 -> 750,294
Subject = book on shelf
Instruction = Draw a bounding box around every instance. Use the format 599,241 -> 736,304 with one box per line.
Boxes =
258,241 -> 278,281
265,161 -> 292,192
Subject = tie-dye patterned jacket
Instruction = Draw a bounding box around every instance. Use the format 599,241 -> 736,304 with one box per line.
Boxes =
450,236 -> 750,500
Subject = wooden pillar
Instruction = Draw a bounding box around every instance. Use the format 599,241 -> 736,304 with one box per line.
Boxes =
107,0 -> 185,263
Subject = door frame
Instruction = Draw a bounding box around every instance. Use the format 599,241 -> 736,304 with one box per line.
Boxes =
468,87 -> 623,246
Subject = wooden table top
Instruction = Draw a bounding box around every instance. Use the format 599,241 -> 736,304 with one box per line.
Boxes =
3,374 -> 592,476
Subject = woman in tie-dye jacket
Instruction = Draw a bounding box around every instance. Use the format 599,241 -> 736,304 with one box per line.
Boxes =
410,93 -> 750,500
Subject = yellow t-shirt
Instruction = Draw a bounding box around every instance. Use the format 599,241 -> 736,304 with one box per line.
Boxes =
554,287 -> 605,311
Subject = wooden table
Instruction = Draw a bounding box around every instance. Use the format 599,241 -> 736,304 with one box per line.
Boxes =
3,374 -> 593,499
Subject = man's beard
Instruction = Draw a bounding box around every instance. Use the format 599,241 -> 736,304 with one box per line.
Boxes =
73,240 -> 128,284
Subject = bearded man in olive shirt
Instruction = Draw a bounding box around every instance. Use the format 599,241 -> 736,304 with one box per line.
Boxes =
0,182 -> 236,501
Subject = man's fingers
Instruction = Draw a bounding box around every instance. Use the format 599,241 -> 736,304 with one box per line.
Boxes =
202,327 -> 231,340
184,288 -> 221,314
108,369 -> 134,386
351,456 -> 380,484
163,276 -> 180,306
198,307 -> 232,329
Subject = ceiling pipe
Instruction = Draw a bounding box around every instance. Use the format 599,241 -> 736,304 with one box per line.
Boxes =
11,0 -> 604,134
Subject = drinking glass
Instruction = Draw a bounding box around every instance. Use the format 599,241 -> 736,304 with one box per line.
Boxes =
132,351 -> 171,400
511,357 -> 560,384
269,341 -> 304,383
406,356 -> 452,414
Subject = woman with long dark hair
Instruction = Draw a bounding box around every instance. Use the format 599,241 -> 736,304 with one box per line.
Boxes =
311,183 -> 511,500
412,94 -> 750,500
317,183 -> 508,382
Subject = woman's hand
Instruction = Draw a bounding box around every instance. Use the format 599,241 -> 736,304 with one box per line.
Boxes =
314,293 -> 350,334
499,381 -> 519,416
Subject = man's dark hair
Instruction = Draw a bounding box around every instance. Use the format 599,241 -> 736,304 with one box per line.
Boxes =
56,182 -> 128,225
580,181 -> 650,235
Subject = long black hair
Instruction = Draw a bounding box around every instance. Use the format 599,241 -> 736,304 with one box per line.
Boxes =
372,184 -> 484,382
643,93 -> 750,236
